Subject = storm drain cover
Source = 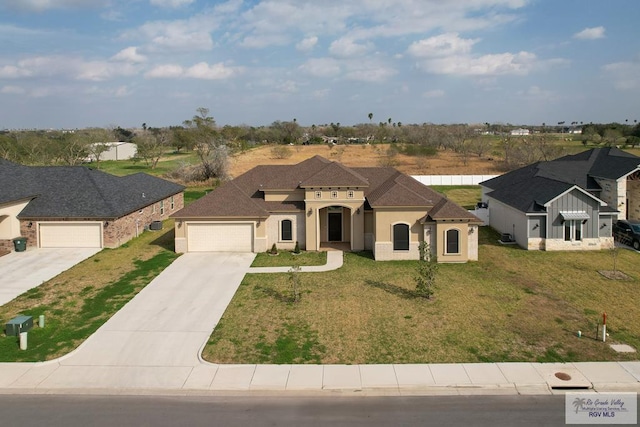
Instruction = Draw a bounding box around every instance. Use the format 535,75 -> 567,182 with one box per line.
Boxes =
555,372 -> 572,381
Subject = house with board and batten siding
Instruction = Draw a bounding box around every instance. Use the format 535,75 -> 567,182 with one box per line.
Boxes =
480,148 -> 640,251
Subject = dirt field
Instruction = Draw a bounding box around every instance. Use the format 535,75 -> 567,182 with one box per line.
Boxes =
228,144 -> 503,178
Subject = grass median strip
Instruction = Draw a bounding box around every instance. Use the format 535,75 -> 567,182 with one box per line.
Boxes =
203,227 -> 640,365
0,226 -> 179,362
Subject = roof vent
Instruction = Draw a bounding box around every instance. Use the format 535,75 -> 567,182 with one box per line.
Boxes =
142,192 -> 146,198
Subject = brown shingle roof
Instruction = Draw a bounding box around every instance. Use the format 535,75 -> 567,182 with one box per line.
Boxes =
300,161 -> 369,188
172,155 -> 477,221
426,198 -> 482,222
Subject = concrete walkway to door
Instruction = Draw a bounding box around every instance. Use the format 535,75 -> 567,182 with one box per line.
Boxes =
248,251 -> 343,274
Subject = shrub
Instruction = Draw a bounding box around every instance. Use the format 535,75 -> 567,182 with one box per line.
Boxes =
269,243 -> 278,255
293,241 -> 301,254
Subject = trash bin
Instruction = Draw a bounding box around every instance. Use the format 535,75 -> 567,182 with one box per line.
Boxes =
13,237 -> 27,252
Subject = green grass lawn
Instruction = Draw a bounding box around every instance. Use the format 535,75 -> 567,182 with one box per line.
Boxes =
251,251 -> 327,267
431,185 -> 481,209
0,222 -> 179,362
202,227 -> 640,365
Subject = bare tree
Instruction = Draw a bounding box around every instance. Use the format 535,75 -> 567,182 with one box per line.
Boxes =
134,127 -> 169,169
182,108 -> 229,180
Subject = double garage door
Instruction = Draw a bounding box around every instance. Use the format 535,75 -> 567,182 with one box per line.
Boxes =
187,222 -> 253,252
39,222 -> 102,248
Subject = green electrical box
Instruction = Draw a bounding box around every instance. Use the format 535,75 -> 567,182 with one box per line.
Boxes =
5,315 -> 33,336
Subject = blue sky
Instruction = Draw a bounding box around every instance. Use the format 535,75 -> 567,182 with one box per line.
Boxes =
1,0 -> 638,129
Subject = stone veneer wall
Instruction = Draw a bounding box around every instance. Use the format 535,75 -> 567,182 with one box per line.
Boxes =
374,241 -> 420,261
544,237 -> 608,251
628,179 -> 640,220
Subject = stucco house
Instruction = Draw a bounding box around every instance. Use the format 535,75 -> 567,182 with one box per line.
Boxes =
0,159 -> 184,252
480,148 -> 640,251
172,156 -> 481,262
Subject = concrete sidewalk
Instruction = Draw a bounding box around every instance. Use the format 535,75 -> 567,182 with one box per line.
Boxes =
248,251 -> 343,274
0,360 -> 639,395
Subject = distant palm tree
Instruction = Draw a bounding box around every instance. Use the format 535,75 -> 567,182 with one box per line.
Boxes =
368,112 -> 373,122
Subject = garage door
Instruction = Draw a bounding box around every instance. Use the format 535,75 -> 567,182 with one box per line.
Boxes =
39,222 -> 102,248
187,223 -> 253,252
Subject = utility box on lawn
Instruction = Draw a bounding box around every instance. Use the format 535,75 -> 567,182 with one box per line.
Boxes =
5,315 -> 33,336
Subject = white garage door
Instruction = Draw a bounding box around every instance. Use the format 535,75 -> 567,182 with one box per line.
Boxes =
39,222 -> 102,248
187,223 -> 253,252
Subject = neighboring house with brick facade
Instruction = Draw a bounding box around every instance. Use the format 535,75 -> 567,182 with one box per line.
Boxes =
172,155 -> 481,262
0,159 -> 184,252
480,148 -> 640,251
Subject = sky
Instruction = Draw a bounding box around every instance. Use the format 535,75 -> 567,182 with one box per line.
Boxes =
0,0 -> 638,129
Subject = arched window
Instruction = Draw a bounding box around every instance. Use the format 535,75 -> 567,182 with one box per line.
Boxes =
446,229 -> 460,254
281,219 -> 293,241
393,223 -> 410,251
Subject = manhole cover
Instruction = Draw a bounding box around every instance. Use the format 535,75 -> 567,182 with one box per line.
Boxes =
555,372 -> 572,381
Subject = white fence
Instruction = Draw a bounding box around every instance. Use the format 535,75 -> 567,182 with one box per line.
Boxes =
411,175 -> 497,186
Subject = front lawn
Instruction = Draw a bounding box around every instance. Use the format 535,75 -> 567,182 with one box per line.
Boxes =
0,222 -> 179,362
251,251 -> 327,267
203,228 -> 640,364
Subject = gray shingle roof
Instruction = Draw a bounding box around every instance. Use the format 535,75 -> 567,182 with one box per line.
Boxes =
480,148 -> 639,213
0,159 -> 184,219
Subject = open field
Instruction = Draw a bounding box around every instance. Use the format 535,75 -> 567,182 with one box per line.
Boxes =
203,227 -> 640,364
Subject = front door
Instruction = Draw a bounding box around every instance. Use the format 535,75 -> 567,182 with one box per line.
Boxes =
328,212 -> 342,241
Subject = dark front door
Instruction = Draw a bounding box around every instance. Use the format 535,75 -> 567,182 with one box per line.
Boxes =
328,212 -> 342,241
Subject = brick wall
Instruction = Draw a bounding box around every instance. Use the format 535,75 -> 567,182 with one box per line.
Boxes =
17,192 -> 184,249
104,193 -> 184,248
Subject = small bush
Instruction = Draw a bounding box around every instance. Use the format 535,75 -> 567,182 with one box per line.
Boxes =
293,241 -> 301,254
271,145 -> 292,159
269,243 -> 278,255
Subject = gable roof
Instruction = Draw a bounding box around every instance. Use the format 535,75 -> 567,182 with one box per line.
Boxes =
174,156 -> 479,223
0,159 -> 184,219
481,148 -> 639,213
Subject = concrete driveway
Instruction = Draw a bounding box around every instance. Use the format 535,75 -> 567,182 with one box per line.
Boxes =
26,252 -> 256,388
0,248 -> 101,306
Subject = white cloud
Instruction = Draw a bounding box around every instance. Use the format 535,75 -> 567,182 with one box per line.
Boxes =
573,26 -> 605,40
0,65 -> 33,79
299,58 -> 341,78
603,61 -> 640,90
0,55 -> 139,81
144,64 -> 185,79
407,33 -> 478,57
150,0 -> 194,8
344,59 -> 397,83
422,51 -> 537,76
296,36 -> 318,52
111,47 -> 147,63
145,62 -> 240,80
329,37 -> 373,58
185,62 -> 239,80
3,0 -> 106,12
1,85 -> 26,94
423,89 -> 445,98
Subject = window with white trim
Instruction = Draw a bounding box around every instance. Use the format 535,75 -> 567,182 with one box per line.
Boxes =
315,191 -> 322,199
152,204 -> 156,214
564,220 -> 582,241
170,196 -> 175,210
347,190 -> 354,199
281,219 -> 293,241
445,229 -> 460,254
393,224 -> 410,251
160,200 -> 165,215
331,191 -> 338,199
